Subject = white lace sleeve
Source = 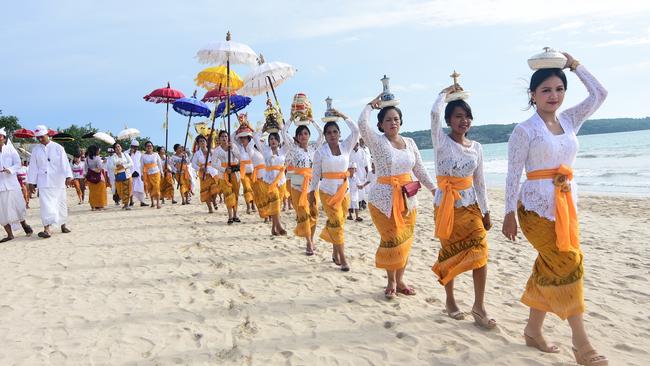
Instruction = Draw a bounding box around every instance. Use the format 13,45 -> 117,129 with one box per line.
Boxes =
341,117 -> 360,155
309,148 -> 322,193
505,125 -> 529,215
410,139 -> 435,191
473,143 -> 489,214
561,65 -> 608,133
157,155 -> 163,174
253,131 -> 271,158
357,105 -> 381,152
430,93 -> 446,147
281,119 -> 295,149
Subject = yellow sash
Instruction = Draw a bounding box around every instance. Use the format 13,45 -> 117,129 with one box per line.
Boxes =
266,165 -> 285,193
293,167 -> 313,208
322,171 -> 349,207
220,162 -> 239,187
435,175 -> 473,240
527,164 -> 579,252
377,173 -> 413,230
239,159 -> 252,174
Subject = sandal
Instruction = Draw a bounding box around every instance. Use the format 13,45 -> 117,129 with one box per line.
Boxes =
61,226 -> 71,233
384,287 -> 397,300
396,286 -> 416,296
524,333 -> 560,353
447,310 -> 465,320
37,231 -> 51,239
227,219 -> 234,225
355,217 -> 363,222
332,256 -> 341,266
340,265 -> 350,272
24,225 -> 33,236
233,217 -> 241,223
305,249 -> 314,256
471,310 -> 497,330
0,237 -> 14,243
572,345 -> 608,365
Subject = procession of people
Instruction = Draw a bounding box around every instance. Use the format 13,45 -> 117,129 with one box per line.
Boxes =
0,50 -> 609,365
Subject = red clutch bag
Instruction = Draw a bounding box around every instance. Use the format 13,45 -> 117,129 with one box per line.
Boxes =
401,181 -> 421,198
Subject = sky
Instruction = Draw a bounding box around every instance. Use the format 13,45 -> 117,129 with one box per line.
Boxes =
1,0 -> 649,145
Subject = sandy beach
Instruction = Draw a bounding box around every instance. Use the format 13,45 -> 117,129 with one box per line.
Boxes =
0,187 -> 648,365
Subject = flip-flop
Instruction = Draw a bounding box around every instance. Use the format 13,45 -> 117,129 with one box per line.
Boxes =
340,265 -> 350,272
384,287 -> 397,300
61,227 -> 71,233
332,257 -> 341,266
396,286 -> 416,296
0,237 -> 14,243
447,308 -> 465,320
233,217 -> 241,223
227,219 -> 234,225
471,310 -> 497,330
37,231 -> 51,239
305,249 -> 314,256
24,225 -> 33,236
355,217 -> 363,222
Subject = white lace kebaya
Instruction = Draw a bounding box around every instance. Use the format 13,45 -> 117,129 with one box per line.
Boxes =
358,105 -> 435,218
308,118 -> 359,195
281,120 -> 324,170
505,65 -> 608,220
213,145 -> 241,181
253,131 -> 288,187
430,94 -> 489,214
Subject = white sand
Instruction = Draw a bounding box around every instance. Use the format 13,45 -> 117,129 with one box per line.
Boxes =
0,188 -> 648,365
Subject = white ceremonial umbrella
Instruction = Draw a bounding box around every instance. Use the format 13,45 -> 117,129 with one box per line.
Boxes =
239,54 -> 297,97
117,127 -> 140,141
93,132 -> 116,145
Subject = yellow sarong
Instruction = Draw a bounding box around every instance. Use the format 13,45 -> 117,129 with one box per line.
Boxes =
290,186 -> 318,238
266,181 -> 282,216
370,203 -> 417,270
143,162 -> 161,199
252,179 -> 269,218
292,167 -> 313,208
435,175 -> 473,240
160,169 -> 174,200
319,190 -> 350,246
218,171 -> 240,209
175,161 -> 192,196
321,171 -> 349,206
432,203 -> 488,285
527,165 -> 579,252
518,205 -> 584,320
198,166 -> 219,203
116,176 -> 132,205
239,160 -> 254,203
88,180 -> 107,208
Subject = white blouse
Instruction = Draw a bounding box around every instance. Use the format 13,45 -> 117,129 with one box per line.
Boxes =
358,105 -> 435,218
108,153 -> 133,176
281,119 -> 324,169
214,145 -> 241,180
191,148 -> 219,177
27,141 -> 73,189
0,144 -> 21,191
141,153 -> 163,175
505,65 -> 608,220
430,93 -> 489,214
253,131 -> 288,187
308,118 -> 360,195
71,161 -> 85,179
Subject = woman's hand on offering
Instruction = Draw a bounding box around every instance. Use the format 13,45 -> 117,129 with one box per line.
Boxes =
329,108 -> 349,120
501,212 -> 518,241
482,212 -> 492,231
562,52 -> 575,69
368,94 -> 382,109
441,85 -> 463,95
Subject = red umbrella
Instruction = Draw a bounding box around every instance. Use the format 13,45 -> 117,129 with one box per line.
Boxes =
202,88 -> 236,103
13,128 -> 35,138
144,82 -> 185,167
47,129 -> 58,137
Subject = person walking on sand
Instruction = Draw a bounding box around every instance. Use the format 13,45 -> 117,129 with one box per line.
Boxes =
253,129 -> 289,236
140,141 -> 163,209
108,142 -> 134,210
128,139 -> 147,207
84,145 -> 108,211
0,128 -> 33,242
191,135 -> 219,213
26,125 -> 74,239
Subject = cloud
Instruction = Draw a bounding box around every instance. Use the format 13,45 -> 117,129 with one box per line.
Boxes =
392,83 -> 430,93
594,33 -> 650,47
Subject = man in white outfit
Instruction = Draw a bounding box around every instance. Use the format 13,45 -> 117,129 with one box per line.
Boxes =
27,125 -> 73,238
0,128 -> 34,242
105,147 -> 120,205
128,139 -> 147,207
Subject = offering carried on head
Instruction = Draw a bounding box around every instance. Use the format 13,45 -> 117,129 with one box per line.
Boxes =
444,70 -> 471,103
290,93 -> 313,126
528,47 -> 567,70
378,74 -> 400,108
262,97 -> 283,133
321,96 -> 339,122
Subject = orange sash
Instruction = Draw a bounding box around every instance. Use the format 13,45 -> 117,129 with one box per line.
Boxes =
252,164 -> 266,182
435,175 -> 473,240
377,173 -> 413,230
220,162 -> 239,187
143,162 -> 158,188
292,167 -> 313,208
526,164 -> 579,252
266,165 -> 285,193
239,159 -> 252,174
322,171 -> 349,206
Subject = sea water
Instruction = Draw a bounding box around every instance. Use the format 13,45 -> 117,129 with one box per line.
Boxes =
420,129 -> 650,196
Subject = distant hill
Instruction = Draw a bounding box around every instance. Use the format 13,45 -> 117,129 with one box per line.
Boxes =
402,117 -> 650,149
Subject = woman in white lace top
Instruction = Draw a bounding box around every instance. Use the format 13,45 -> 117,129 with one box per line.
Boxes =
308,109 -> 359,271
429,86 -> 495,329
502,53 -> 608,365
282,119 -> 324,255
190,135 -> 219,213
214,130 -> 241,225
231,129 -> 256,215
140,141 -> 163,209
253,130 -> 289,235
238,133 -> 268,220
358,96 -> 435,299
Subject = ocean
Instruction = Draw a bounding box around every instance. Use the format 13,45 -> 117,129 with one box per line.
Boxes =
419,129 -> 650,197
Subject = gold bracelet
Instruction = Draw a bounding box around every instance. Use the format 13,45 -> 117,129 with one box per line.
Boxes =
569,59 -> 580,72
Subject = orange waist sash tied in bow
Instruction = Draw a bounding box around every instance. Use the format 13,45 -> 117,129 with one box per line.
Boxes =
266,165 -> 285,193
220,162 -> 239,187
292,167 -> 313,208
377,173 -> 413,230
239,160 -> 252,174
252,164 -> 266,182
321,171 -> 349,206
435,175 -> 473,240
526,164 -> 579,252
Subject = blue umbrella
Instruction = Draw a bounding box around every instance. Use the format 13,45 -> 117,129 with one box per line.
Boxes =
215,94 -> 252,117
172,92 -> 212,174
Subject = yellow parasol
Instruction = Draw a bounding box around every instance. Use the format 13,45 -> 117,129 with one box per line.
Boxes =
195,65 -> 244,91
